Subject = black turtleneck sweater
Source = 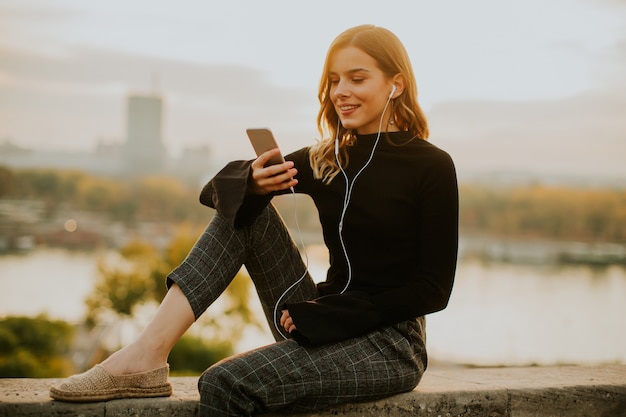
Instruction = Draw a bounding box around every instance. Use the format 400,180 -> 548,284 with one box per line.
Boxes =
200,131 -> 458,346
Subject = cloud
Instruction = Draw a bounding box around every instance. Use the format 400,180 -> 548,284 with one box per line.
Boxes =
1,0 -> 625,184
429,92 -> 626,181
0,44 -> 318,160
598,39 -> 626,91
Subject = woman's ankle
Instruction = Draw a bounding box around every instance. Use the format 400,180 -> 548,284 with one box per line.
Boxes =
100,344 -> 167,375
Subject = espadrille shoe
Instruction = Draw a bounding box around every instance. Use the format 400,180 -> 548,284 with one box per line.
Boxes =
49,364 -> 172,402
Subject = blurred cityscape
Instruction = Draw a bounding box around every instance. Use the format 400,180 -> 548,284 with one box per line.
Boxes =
1,94 -> 625,373
1,91 -> 625,266
0,92 -> 213,182
0,91 -> 216,253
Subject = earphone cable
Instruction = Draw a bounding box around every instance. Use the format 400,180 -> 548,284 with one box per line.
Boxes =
272,91 -> 394,338
336,93 -> 393,294
272,187 -> 309,339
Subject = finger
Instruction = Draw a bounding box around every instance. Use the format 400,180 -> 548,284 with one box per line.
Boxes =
280,310 -> 289,327
251,158 -> 294,180
268,169 -> 297,189
284,318 -> 294,333
250,150 -> 282,181
253,167 -> 298,193
254,148 -> 281,168
267,161 -> 295,177
287,320 -> 297,333
280,310 -> 297,333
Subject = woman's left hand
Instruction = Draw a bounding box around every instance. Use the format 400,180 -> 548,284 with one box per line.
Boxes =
280,309 -> 297,333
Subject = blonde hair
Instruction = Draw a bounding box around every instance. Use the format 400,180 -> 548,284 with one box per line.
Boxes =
310,25 -> 429,184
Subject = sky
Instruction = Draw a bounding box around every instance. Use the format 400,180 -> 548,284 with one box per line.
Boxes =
1,0 -> 625,182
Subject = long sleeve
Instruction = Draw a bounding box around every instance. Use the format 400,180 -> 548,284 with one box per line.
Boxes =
199,160 -> 273,229
286,138 -> 459,346
198,134 -> 459,347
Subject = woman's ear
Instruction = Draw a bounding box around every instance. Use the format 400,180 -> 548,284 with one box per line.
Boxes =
390,74 -> 405,98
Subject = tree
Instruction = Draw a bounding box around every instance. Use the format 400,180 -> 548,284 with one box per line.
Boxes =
84,223 -> 262,372
168,334 -> 233,376
0,166 -> 15,197
85,239 -> 167,323
0,315 -> 75,377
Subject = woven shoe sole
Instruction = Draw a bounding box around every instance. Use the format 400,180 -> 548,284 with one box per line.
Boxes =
50,364 -> 173,402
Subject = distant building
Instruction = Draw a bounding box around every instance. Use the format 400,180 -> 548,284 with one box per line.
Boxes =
0,91 -> 214,181
0,140 -> 125,175
124,94 -> 166,175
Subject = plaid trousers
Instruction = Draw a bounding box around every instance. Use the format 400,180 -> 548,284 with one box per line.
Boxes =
167,205 -> 427,417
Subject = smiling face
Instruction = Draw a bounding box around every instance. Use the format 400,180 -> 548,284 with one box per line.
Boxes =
329,46 -> 399,135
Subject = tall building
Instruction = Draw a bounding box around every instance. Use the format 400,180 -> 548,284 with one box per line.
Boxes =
125,94 -> 166,175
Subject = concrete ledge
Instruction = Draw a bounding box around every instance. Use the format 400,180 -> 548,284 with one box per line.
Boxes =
1,365 -> 625,417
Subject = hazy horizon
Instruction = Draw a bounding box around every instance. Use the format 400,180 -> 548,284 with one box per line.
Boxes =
1,0 -> 625,182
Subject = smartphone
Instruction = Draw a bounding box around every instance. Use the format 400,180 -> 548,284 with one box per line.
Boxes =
246,128 -> 285,166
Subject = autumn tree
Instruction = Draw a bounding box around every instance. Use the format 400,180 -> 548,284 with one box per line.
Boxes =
84,223 -> 262,373
0,166 -> 15,197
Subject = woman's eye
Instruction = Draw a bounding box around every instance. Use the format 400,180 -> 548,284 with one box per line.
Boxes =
352,78 -> 364,83
329,79 -> 339,85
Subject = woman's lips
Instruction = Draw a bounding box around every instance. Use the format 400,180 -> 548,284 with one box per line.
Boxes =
338,104 -> 359,116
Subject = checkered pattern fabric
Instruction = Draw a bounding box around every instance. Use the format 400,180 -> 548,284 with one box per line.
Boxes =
167,205 -> 427,416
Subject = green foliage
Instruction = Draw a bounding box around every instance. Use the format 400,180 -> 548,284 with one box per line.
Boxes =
3,165 -> 626,243
132,176 -> 200,223
0,166 -> 208,225
0,166 -> 15,197
0,315 -> 75,377
168,334 -> 233,376
85,239 -> 169,323
16,169 -> 83,203
459,183 -> 626,242
84,223 -> 262,371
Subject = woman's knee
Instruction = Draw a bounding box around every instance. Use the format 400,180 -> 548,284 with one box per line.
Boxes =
198,361 -> 258,416
198,362 -> 235,399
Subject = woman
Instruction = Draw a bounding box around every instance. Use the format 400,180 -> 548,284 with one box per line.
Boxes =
51,24 -> 458,416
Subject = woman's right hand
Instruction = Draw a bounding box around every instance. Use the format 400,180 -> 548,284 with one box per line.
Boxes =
249,148 -> 298,195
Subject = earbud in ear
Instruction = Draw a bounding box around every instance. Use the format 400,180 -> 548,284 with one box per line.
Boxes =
389,85 -> 397,99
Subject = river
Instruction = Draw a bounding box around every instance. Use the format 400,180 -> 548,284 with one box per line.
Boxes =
1,247 -> 625,367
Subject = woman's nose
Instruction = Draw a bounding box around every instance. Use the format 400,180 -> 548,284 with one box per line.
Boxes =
334,80 -> 349,98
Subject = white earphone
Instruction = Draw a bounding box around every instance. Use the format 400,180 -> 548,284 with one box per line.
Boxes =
271,82 -> 398,339
389,84 -> 397,99
334,84 -> 396,294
